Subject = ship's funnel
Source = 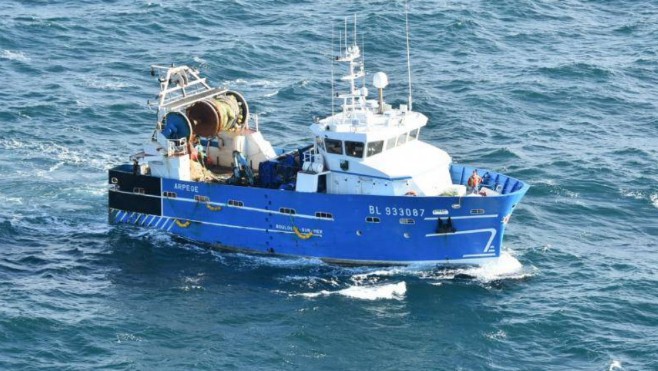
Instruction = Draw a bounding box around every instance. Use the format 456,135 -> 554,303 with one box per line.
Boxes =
186,91 -> 250,137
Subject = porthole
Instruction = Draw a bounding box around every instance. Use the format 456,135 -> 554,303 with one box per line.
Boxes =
279,207 -> 296,215
228,200 -> 244,207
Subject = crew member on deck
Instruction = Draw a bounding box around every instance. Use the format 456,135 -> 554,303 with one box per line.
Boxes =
467,169 -> 482,194
191,136 -> 207,166
195,140 -> 206,166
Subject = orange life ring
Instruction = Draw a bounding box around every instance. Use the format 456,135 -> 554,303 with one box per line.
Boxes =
405,191 -> 417,196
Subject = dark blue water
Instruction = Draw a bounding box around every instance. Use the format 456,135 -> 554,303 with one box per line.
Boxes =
1,1 -> 657,369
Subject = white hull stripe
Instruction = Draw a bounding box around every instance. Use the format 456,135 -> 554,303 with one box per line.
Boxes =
425,228 -> 497,255
155,215 -> 323,237
146,215 -> 156,226
162,218 -> 173,230
462,253 -> 497,258
111,189 -> 333,221
423,214 -> 498,221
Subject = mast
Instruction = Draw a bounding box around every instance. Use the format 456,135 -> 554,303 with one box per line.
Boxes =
405,1 -> 413,111
331,26 -> 335,118
335,16 -> 366,121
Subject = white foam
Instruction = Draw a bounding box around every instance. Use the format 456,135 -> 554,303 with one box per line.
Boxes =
0,138 -> 25,150
453,251 -> 531,283
620,188 -> 644,200
1,50 -> 30,62
280,275 -> 339,287
348,252 -> 530,284
234,253 -> 326,269
193,56 -> 207,65
0,195 -> 23,206
608,360 -> 623,371
300,281 -> 406,301
116,333 -> 142,343
85,77 -> 134,91
651,193 -> 658,209
484,330 -> 507,340
1,138 -> 122,172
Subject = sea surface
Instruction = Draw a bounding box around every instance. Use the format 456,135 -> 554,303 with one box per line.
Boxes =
1,0 -> 657,369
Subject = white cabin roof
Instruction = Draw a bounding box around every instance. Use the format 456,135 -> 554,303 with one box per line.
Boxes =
361,140 -> 451,179
311,107 -> 427,142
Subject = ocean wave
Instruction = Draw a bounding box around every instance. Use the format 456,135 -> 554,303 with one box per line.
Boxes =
1,49 -> 30,62
0,195 -> 23,206
446,252 -> 532,283
620,188 -> 658,209
0,138 -> 123,172
83,77 -> 136,91
235,253 -> 326,269
608,360 -> 623,371
298,281 -> 406,301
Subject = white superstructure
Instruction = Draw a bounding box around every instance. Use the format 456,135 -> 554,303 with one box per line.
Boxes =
298,35 -> 458,197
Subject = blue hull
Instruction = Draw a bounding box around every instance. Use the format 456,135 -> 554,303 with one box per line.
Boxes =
108,164 -> 528,265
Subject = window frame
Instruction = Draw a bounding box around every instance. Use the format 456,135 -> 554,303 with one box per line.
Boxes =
366,140 -> 384,157
344,141 -> 365,158
324,138 -> 344,155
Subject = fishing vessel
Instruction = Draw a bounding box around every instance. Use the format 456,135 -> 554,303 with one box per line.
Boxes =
107,25 -> 529,265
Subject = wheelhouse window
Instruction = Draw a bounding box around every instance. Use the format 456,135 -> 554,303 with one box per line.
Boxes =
366,141 -> 384,157
386,137 -> 397,150
397,132 -> 408,146
345,141 -> 364,158
325,139 -> 343,154
409,128 -> 419,140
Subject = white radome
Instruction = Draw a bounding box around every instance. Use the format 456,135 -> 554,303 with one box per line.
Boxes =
372,72 -> 389,89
